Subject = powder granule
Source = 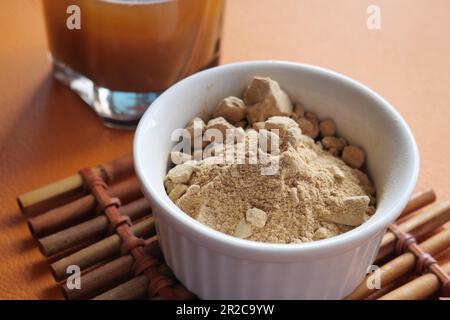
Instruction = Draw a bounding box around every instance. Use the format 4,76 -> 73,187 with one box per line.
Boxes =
174,132 -> 375,244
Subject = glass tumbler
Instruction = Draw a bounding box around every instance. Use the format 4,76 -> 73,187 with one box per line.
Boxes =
42,0 -> 225,128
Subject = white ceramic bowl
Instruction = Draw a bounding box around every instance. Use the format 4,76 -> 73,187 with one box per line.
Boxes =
134,61 -> 419,299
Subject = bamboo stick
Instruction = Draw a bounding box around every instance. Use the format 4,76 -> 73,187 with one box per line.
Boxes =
28,177 -> 142,237
17,168 -> 100,216
378,260 -> 450,300
51,217 -> 155,281
398,188 -> 436,218
365,276 -> 411,300
345,228 -> 450,299
18,154 -> 133,214
376,201 -> 450,262
67,254 -> 134,299
93,276 -> 194,300
61,236 -> 162,300
93,275 -> 148,300
101,154 -> 134,181
38,198 -> 151,256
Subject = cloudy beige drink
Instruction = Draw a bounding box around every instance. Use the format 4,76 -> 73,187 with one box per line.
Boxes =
42,0 -> 225,126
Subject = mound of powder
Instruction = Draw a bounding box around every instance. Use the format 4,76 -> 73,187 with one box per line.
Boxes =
164,77 -> 376,243
167,130 -> 375,244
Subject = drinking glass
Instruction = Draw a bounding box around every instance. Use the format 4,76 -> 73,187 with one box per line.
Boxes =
42,0 -> 225,128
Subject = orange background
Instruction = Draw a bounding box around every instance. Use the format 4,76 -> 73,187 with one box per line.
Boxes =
0,0 -> 449,299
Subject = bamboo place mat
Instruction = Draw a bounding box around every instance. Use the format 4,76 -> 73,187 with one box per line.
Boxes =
17,154 -> 450,300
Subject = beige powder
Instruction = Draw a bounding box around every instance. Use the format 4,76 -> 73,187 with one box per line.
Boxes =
172,132 -> 375,244
164,77 -> 376,244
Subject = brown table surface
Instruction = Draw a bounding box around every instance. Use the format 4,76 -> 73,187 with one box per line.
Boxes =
0,0 -> 449,299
